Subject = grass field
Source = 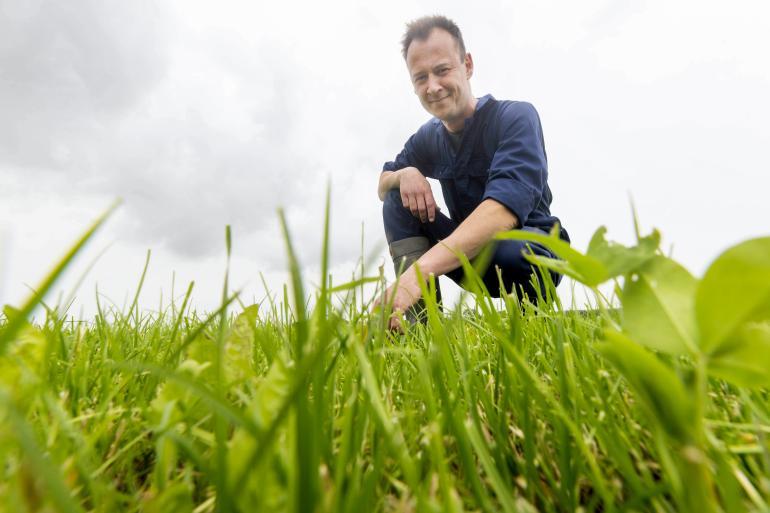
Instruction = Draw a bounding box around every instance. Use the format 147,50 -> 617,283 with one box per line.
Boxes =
2,202 -> 770,512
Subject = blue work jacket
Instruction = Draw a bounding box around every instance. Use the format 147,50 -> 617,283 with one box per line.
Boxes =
383,95 -> 568,240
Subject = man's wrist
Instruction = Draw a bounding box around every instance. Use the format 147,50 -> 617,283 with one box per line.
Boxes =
413,252 -> 439,282
394,168 -> 403,187
398,166 -> 419,182
379,170 -> 401,200
402,265 -> 428,296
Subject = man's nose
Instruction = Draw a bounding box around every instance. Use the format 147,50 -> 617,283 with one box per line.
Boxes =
426,75 -> 442,95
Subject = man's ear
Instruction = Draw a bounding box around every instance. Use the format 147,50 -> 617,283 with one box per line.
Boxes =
465,52 -> 474,79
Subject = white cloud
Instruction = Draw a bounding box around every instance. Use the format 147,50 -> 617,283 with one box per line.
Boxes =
1,0 -> 769,315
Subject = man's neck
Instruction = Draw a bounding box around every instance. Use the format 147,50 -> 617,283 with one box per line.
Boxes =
443,97 -> 479,133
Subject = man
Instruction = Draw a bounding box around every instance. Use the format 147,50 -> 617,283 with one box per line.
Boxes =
376,15 -> 568,330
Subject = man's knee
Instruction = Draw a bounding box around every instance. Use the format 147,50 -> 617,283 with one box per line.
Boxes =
484,240 -> 562,299
382,188 -> 404,214
382,189 -> 418,243
491,240 -> 537,273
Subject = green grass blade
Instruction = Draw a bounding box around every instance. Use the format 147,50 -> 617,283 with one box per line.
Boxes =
0,200 -> 119,355
277,209 -> 307,357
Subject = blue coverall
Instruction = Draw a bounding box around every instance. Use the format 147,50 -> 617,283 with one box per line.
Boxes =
382,95 -> 569,300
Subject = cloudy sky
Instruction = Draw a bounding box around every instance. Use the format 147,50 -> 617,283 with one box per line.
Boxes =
1,0 -> 769,317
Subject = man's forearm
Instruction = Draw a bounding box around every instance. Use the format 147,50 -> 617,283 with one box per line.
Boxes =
414,199 -> 518,277
378,170 -> 402,201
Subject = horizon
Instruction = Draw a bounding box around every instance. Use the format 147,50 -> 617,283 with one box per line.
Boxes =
2,0 -> 769,317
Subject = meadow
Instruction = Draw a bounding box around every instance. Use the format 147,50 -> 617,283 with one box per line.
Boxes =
2,200 -> 770,512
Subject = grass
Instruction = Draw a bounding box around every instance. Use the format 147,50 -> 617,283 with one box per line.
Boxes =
2,202 -> 770,512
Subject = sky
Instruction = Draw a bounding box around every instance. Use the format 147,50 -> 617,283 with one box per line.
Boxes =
1,0 -> 769,318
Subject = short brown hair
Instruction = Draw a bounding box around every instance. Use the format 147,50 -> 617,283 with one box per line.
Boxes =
401,15 -> 466,60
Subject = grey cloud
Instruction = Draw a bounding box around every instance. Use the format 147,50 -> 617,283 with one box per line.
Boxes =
0,0 -> 168,169
0,0 -> 419,269
0,0 -> 318,261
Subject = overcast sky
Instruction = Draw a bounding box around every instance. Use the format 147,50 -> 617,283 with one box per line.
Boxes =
1,0 -> 769,317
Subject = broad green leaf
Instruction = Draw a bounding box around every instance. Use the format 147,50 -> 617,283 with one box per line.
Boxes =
598,329 -> 695,443
495,229 -> 606,285
225,304 -> 260,383
186,334 -> 217,382
226,304 -> 259,348
237,303 -> 260,324
150,359 -> 209,428
707,322 -> 770,388
621,255 -> 698,355
521,253 -> 590,285
251,355 -> 292,430
696,237 -> 770,352
186,307 -> 259,386
496,225 -> 660,287
586,226 -> 660,278
522,253 -> 574,277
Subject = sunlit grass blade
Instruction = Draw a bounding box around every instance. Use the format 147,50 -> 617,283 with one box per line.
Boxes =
0,200 -> 119,354
127,249 -> 151,325
277,208 -> 307,356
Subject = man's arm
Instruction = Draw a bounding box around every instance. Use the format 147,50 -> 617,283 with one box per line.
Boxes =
375,198 -> 517,330
380,124 -> 437,215
481,102 -> 548,226
413,198 -> 517,277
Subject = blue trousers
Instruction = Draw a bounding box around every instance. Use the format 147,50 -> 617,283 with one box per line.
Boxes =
382,189 -> 562,301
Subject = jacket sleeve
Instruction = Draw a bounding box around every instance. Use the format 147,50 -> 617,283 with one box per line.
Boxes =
382,124 -> 434,178
481,102 -> 548,226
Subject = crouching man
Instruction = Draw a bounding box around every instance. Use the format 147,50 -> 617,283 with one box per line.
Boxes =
376,15 -> 569,330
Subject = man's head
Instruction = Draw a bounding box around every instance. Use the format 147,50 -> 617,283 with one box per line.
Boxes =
401,15 -> 466,61
401,16 -> 476,133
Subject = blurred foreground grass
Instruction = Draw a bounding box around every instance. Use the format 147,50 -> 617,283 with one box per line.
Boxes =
2,202 -> 770,512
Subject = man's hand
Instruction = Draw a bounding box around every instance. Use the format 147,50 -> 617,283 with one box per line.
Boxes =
398,167 -> 437,223
372,266 -> 424,332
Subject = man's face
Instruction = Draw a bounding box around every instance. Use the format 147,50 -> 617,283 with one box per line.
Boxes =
406,28 -> 475,132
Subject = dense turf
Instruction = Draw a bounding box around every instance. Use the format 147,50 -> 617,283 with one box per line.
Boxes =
2,204 -> 770,512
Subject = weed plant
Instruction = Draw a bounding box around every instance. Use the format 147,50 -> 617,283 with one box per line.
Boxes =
1,198 -> 770,512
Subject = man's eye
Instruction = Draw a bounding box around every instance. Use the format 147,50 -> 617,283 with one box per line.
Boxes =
437,68 -> 449,74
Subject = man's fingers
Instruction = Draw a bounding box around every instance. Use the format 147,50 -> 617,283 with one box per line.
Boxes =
389,313 -> 404,333
416,195 -> 428,223
424,191 -> 436,222
408,195 -> 419,217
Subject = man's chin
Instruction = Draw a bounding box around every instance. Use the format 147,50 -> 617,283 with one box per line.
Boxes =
425,103 -> 450,119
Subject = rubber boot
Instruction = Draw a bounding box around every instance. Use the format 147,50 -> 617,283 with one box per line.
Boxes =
389,236 -> 442,324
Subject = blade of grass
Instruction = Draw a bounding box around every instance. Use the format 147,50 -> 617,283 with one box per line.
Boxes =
0,200 -> 119,355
